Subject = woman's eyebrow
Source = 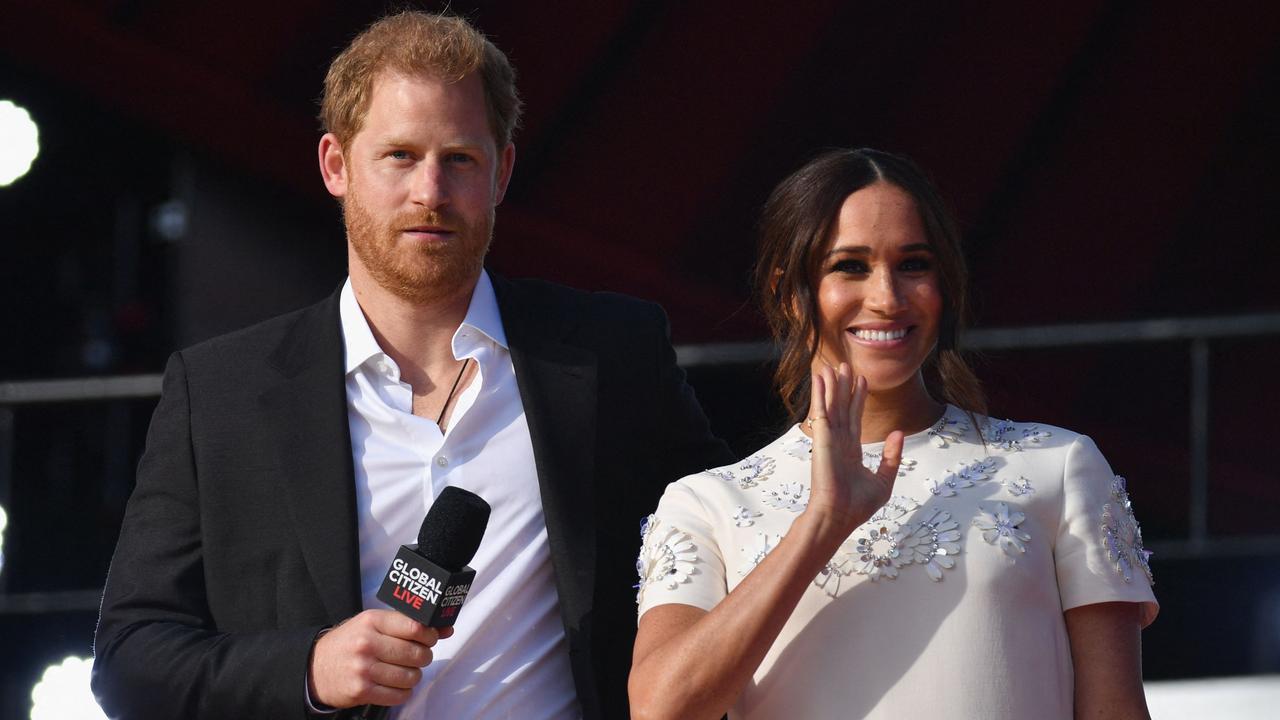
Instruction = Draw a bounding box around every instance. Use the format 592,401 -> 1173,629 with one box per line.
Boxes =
826,242 -> 934,258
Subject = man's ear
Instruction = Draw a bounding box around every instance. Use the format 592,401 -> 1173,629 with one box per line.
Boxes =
493,142 -> 516,205
318,133 -> 349,198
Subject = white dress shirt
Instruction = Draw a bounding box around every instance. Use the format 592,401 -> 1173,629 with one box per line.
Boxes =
340,272 -> 580,719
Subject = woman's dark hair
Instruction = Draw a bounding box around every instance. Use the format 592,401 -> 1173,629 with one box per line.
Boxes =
753,147 -> 986,424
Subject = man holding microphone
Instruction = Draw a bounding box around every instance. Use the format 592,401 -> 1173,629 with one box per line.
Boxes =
92,11 -> 730,719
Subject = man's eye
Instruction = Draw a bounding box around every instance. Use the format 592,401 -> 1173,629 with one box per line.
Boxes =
447,152 -> 474,164
389,150 -> 411,161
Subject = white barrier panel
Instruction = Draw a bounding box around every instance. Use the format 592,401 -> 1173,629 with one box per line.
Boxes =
1146,675 -> 1280,719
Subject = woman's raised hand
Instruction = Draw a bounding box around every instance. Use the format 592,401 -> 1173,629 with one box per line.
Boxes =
803,363 -> 903,536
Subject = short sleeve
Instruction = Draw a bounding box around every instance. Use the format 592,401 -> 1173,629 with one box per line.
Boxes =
1054,435 -> 1159,627
635,481 -> 728,621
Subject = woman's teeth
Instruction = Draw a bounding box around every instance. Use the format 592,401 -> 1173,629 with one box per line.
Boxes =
853,328 -> 908,341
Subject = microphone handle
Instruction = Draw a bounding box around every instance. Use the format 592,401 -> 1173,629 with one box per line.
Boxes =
354,704 -> 389,719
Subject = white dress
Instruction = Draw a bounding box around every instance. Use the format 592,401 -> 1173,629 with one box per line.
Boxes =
635,405 -> 1158,720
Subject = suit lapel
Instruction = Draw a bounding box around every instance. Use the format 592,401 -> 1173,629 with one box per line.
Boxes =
250,278 -> 601,630
493,275 -> 599,634
258,291 -> 364,622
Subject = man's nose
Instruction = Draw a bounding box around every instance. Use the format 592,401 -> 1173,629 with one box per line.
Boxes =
410,159 -> 449,208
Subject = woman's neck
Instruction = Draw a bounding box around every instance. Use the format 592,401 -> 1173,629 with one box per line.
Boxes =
855,376 -> 947,443
841,373 -> 944,444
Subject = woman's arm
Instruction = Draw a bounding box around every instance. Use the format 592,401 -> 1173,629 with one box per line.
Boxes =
631,508 -> 865,719
629,366 -> 901,720
1065,601 -> 1151,720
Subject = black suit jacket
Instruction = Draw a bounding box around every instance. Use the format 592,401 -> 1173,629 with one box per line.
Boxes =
92,274 -> 732,719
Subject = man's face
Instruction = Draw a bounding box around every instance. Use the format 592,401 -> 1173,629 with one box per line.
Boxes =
323,71 -> 514,304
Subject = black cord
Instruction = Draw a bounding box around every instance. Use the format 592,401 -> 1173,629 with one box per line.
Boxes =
436,358 -> 470,426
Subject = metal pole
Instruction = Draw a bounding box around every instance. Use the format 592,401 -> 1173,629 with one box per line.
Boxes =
0,408 -> 12,591
1188,338 -> 1210,551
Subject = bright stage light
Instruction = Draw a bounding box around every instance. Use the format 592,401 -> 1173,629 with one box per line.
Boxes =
29,656 -> 107,720
0,99 -> 41,187
0,503 -> 7,575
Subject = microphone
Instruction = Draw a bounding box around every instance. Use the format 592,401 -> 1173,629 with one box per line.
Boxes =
376,485 -> 491,626
357,486 -> 491,719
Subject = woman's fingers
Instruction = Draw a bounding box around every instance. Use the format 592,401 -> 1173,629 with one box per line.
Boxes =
821,365 -> 836,426
826,364 -> 844,431
808,372 -> 828,440
848,374 -> 867,445
809,372 -> 826,422
803,363 -> 910,534
876,430 -> 905,483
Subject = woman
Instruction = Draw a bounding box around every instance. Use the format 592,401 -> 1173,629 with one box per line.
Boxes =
629,148 -> 1156,719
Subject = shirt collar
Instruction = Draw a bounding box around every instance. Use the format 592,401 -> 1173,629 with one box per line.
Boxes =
339,270 -> 508,377
454,269 -> 508,354
339,279 -> 385,375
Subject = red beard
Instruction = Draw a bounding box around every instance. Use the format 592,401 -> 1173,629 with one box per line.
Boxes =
344,187 -> 492,305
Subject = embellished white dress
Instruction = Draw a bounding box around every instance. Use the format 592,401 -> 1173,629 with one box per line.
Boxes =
635,405 -> 1157,720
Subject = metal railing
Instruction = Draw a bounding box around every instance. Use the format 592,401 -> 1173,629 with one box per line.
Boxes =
1,311 -> 1278,613
0,375 -> 162,405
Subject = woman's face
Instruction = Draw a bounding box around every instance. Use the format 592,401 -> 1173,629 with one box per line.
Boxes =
813,181 -> 943,394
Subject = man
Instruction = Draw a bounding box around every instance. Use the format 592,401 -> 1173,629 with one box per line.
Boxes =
92,12 -> 730,719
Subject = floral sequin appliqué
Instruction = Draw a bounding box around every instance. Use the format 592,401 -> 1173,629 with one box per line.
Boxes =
730,505 -> 761,527
1003,476 -> 1035,497
862,451 -> 919,476
1102,476 -> 1154,584
983,418 -> 1052,452
763,481 -> 809,512
843,499 -> 916,580
899,510 -> 963,581
784,435 -> 812,460
705,455 -> 776,489
928,413 -> 971,448
924,457 -> 997,497
635,515 -> 698,603
973,502 -> 1031,557
740,532 -> 783,576
822,498 -> 964,588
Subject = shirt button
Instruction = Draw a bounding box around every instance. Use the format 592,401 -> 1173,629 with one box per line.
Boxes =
436,456 -> 449,467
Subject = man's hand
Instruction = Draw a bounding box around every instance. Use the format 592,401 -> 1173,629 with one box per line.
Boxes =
308,609 -> 454,709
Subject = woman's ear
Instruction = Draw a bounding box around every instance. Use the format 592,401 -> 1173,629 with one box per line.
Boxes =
774,268 -> 807,324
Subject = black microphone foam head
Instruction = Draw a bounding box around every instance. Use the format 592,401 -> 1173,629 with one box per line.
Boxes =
417,486 -> 491,572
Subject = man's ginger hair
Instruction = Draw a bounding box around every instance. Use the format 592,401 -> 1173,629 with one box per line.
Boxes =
320,11 -> 522,149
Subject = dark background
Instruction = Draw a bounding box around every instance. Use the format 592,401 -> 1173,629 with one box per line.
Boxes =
2,0 -> 1279,716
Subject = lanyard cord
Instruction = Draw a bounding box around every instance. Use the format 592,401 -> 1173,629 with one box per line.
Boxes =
437,358 -> 470,427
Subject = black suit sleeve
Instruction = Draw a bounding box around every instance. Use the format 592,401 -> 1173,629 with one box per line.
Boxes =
581,299 -> 734,720
92,352 -> 320,720
650,303 -> 735,480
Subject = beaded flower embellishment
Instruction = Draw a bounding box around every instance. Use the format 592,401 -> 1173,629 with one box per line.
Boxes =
973,502 -> 1031,556
635,514 -> 698,603
983,418 -> 1052,452
1102,476 -> 1154,584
